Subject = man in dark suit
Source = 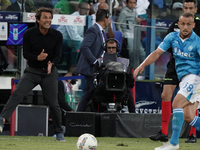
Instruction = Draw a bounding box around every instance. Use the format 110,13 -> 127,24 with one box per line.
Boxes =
6,0 -> 31,12
76,9 -> 111,111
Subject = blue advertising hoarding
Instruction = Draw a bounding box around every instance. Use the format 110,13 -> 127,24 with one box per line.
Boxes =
156,19 -> 173,28
6,23 -> 28,45
0,12 -> 20,22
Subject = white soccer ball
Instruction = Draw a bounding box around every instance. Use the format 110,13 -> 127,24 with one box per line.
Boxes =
77,133 -> 97,150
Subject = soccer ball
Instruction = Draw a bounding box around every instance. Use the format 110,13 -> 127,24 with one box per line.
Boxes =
77,133 -> 97,150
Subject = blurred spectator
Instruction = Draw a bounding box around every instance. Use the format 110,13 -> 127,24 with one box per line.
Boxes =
0,0 -> 11,11
1,46 -> 17,69
6,0 -> 31,12
149,0 -> 169,18
89,2 -> 95,15
93,0 -> 105,13
135,0 -> 150,19
27,0 -> 53,12
58,66 -> 77,112
165,2 -> 183,20
0,47 -> 9,75
54,0 -> 80,14
116,0 -> 142,68
92,2 -> 115,38
112,0 -> 124,19
32,0 -> 53,10
57,1 -> 90,70
153,0 -> 164,8
149,3 -> 166,19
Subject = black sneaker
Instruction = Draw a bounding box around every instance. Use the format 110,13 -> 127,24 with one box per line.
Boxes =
56,133 -> 65,141
149,130 -> 168,142
0,117 -> 4,133
185,134 -> 197,143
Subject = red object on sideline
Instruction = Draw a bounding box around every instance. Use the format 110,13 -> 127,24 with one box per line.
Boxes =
10,79 -> 16,136
131,69 -> 136,107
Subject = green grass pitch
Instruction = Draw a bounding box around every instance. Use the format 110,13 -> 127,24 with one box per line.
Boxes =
0,135 -> 200,150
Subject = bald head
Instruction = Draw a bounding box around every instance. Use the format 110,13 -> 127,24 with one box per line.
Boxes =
98,2 -> 109,10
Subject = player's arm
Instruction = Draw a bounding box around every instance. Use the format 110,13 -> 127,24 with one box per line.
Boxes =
134,32 -> 173,77
134,48 -> 164,77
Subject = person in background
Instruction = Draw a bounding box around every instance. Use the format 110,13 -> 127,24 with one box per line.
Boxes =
0,0 -> 11,11
76,9 -> 111,111
92,2 -> 115,39
164,2 -> 183,20
112,0 -> 124,20
0,7 -> 65,141
135,0 -> 150,19
134,12 -> 200,150
149,0 -> 200,144
58,66 -> 77,112
94,38 -> 135,113
6,0 -> 31,12
93,0 -> 105,13
116,0 -> 142,69
54,0 -> 79,14
57,1 -> 90,70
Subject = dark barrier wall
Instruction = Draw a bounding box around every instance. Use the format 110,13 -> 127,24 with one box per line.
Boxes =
64,112 -> 189,138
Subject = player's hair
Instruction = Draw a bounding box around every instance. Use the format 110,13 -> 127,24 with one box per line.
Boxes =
35,7 -> 53,26
180,12 -> 195,21
183,0 -> 197,7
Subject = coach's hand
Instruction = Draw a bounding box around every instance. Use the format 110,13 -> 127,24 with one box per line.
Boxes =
47,61 -> 53,74
38,49 -> 48,61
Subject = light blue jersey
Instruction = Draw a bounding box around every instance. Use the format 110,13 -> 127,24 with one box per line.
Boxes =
158,31 -> 200,80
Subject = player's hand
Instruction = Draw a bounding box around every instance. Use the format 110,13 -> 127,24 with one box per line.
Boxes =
37,49 -> 48,61
134,66 -> 144,77
47,61 -> 52,74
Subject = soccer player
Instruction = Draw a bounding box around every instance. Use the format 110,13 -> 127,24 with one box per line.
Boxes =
134,12 -> 200,150
149,0 -> 200,143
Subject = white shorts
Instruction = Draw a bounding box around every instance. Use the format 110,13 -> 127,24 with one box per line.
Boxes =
178,74 -> 200,107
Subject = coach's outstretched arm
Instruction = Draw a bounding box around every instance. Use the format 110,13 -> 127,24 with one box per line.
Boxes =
134,48 -> 164,77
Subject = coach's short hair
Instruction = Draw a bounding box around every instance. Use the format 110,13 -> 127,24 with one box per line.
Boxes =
35,7 -> 53,26
96,9 -> 110,22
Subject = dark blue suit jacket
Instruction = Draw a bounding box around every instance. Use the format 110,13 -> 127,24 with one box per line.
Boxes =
6,2 -> 31,12
76,23 -> 104,76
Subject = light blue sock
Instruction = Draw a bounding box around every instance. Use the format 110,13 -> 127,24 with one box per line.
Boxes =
190,116 -> 200,131
169,108 -> 184,146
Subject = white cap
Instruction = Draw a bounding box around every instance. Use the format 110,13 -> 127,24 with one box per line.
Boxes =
172,2 -> 183,9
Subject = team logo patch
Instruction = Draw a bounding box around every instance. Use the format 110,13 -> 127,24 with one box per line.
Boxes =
188,46 -> 193,51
